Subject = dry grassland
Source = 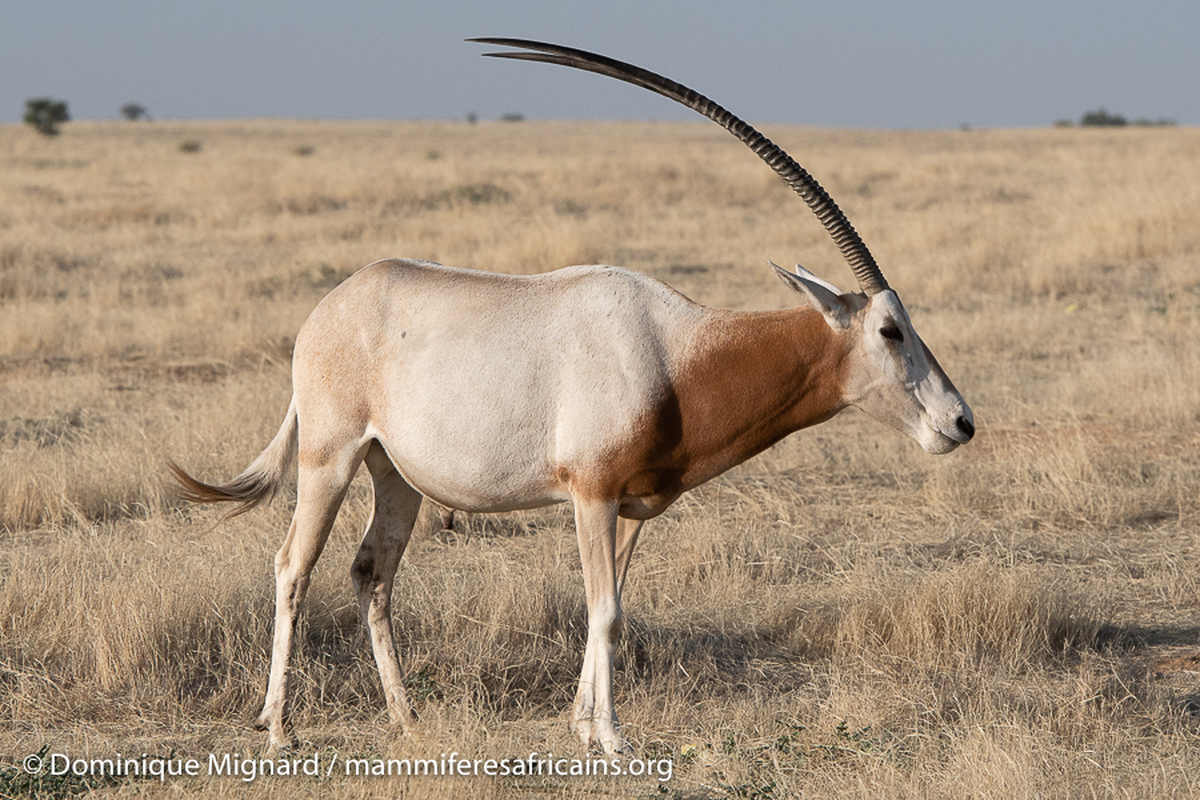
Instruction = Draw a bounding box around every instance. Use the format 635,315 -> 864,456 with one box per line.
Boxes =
1,118 -> 1199,798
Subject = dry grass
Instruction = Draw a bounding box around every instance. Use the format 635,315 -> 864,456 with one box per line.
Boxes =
1,118 -> 1198,798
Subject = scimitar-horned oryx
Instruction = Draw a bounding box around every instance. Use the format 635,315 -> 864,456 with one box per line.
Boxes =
170,38 -> 975,754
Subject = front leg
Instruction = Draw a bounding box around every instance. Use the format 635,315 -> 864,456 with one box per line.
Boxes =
571,498 -> 626,754
614,516 -> 645,596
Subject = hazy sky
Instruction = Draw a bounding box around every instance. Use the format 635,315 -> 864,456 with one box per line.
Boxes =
3,1 -> 1197,129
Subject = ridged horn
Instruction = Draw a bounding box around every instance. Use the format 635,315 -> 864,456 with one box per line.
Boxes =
470,37 -> 889,296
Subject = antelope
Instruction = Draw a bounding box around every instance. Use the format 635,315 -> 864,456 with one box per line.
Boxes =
171,38 -> 974,755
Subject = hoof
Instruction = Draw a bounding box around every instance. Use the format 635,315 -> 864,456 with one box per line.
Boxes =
573,717 -> 626,755
253,713 -> 296,752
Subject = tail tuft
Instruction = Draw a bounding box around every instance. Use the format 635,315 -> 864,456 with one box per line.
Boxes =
168,396 -> 298,522
167,459 -> 278,519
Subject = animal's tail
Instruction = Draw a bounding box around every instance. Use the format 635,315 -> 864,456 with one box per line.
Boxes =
168,396 -> 298,519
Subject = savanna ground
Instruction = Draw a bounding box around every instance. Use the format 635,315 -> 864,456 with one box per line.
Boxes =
0,117 -> 1198,798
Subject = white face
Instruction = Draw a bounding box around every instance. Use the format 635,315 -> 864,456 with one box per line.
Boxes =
774,264 -> 974,454
849,290 -> 974,454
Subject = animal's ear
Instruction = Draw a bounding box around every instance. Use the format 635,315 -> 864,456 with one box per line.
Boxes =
770,262 -> 852,329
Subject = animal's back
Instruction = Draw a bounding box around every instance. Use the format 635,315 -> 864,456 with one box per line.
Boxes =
290,259 -> 706,511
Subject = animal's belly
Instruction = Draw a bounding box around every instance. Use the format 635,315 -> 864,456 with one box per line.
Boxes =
399,467 -> 570,514
372,421 -> 570,513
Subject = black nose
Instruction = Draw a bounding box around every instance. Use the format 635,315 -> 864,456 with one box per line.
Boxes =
956,415 -> 975,440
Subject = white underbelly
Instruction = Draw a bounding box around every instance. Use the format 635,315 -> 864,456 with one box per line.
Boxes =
371,413 -> 570,513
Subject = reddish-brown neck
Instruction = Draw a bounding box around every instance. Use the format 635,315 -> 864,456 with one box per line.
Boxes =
669,306 -> 850,484
574,305 -> 852,518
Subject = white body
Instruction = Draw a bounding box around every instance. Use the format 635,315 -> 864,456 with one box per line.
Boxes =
174,256 -> 973,753
318,260 -> 703,517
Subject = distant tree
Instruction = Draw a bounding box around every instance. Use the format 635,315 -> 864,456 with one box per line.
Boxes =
1055,111 -> 1175,129
121,103 -> 150,121
24,98 -> 70,136
1080,108 -> 1127,127
500,112 -> 525,122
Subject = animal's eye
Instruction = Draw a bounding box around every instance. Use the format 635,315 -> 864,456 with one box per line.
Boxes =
880,325 -> 904,343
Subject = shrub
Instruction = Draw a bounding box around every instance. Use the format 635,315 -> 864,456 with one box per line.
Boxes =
24,98 -> 70,136
1080,108 -> 1127,127
120,102 -> 149,121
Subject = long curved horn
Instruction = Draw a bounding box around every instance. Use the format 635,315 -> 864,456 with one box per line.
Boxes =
470,37 -> 889,296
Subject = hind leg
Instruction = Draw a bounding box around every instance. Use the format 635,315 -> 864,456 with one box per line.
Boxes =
351,441 -> 423,728
256,442 -> 364,750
